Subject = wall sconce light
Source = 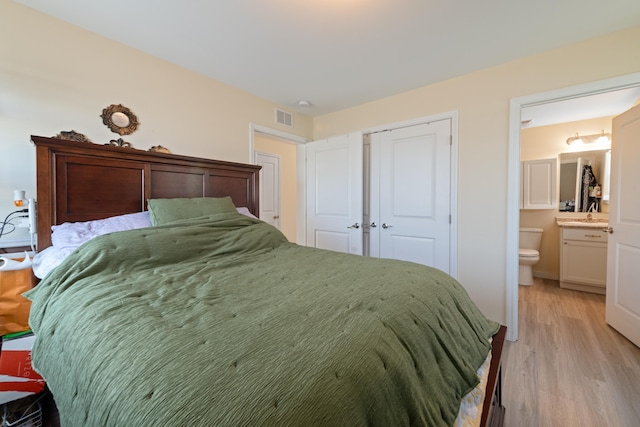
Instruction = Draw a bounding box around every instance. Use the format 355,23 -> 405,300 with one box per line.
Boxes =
566,130 -> 611,146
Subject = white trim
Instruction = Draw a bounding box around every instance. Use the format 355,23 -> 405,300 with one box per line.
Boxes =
248,123 -> 308,163
296,144 -> 307,245
507,72 -> 640,342
449,113 -> 459,279
249,123 -> 309,245
361,110 -> 459,135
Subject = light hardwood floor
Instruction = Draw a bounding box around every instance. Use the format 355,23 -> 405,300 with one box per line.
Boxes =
502,278 -> 640,426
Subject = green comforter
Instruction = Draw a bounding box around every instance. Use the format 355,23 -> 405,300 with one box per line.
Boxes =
26,213 -> 499,426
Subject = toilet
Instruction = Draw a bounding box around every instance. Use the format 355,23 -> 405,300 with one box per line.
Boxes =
519,228 -> 543,286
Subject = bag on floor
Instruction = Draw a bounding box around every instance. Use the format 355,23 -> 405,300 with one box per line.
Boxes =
0,260 -> 34,336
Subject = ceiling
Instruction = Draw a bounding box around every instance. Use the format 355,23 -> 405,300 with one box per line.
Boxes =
15,0 -> 640,117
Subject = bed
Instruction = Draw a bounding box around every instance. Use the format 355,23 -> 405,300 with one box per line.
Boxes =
26,135 -> 506,427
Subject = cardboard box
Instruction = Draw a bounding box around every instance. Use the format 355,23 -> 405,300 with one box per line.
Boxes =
0,333 -> 45,404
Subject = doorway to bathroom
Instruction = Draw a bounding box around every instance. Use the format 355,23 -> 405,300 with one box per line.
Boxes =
507,72 -> 640,342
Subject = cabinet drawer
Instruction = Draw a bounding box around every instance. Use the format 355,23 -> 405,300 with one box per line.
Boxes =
562,228 -> 608,242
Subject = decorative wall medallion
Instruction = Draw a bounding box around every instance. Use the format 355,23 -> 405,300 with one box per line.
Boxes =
55,130 -> 91,143
100,104 -> 139,136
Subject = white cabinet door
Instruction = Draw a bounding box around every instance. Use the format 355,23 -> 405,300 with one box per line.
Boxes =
606,104 -> 640,348
561,240 -> 607,287
305,132 -> 363,255
369,120 -> 451,273
521,158 -> 557,209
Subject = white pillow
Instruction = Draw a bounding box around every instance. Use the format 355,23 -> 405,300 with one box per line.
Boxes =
236,207 -> 258,219
51,211 -> 152,256
32,246 -> 67,279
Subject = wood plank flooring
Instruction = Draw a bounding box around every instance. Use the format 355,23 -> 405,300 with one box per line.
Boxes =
502,278 -> 640,426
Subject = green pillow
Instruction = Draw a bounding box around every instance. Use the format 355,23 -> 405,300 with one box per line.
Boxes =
147,197 -> 237,225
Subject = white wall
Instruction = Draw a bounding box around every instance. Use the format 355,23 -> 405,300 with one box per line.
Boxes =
0,1 -> 313,244
313,25 -> 640,324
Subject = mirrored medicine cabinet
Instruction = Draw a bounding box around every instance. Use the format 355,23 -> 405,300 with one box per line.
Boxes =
559,149 -> 610,212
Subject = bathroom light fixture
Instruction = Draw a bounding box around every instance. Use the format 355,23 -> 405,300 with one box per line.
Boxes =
566,130 -> 611,146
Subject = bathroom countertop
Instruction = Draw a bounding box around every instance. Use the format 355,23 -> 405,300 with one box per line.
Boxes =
556,218 -> 609,228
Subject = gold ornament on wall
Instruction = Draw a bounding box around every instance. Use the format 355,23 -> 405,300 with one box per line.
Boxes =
100,104 -> 139,136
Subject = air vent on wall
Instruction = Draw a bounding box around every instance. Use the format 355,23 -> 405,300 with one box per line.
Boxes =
275,108 -> 293,128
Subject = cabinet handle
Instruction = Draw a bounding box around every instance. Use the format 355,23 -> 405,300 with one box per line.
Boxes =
584,234 -> 601,238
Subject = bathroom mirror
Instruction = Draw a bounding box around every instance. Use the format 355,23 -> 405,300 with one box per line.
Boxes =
559,149 -> 610,212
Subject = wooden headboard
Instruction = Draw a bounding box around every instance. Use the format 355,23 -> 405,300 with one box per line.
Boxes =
33,136 -> 260,250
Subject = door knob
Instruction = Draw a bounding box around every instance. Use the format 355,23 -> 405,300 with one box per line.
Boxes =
382,223 -> 393,229
347,223 -> 360,229
603,227 -> 614,234
273,215 -> 280,220
368,222 -> 377,228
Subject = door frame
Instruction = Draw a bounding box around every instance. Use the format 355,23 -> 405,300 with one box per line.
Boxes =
249,123 -> 308,244
506,72 -> 640,342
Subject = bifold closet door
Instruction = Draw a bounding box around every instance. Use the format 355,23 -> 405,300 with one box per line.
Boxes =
369,120 -> 451,273
305,132 -> 363,255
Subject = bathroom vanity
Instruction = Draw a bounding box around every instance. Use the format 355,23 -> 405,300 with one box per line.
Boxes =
557,219 -> 609,294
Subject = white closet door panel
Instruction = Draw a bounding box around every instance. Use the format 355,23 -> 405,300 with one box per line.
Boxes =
316,231 -> 351,254
387,133 -> 435,218
387,235 -> 436,266
377,120 -> 451,272
315,147 -> 350,215
306,132 -> 363,255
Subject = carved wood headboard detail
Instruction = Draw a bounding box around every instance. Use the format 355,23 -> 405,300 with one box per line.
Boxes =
33,136 -> 260,250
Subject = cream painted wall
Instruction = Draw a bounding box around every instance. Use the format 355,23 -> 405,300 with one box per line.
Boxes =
520,116 -> 614,280
3,0 -> 640,324
0,2 -> 312,245
254,133 -> 298,242
313,26 -> 640,324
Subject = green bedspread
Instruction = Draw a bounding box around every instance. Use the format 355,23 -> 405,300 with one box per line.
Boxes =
26,213 -> 499,426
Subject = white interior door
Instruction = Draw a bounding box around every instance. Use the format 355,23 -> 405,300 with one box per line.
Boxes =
255,152 -> 281,229
369,121 -> 451,272
306,132 -> 363,255
606,104 -> 640,348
